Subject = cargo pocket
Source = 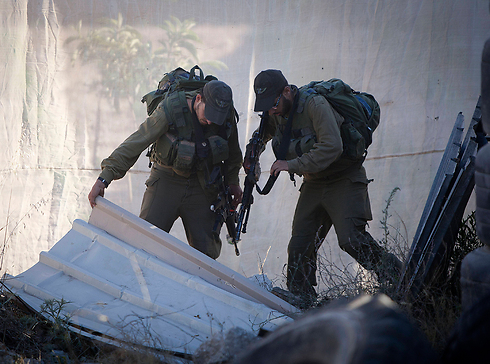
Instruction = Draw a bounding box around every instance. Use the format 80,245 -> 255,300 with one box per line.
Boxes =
144,174 -> 160,189
140,173 -> 161,221
347,176 -> 373,221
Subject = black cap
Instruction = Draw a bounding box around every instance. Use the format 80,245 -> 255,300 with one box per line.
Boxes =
203,80 -> 233,125
253,69 -> 288,111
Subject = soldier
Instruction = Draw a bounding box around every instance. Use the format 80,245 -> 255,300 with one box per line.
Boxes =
250,69 -> 402,300
89,80 -> 243,259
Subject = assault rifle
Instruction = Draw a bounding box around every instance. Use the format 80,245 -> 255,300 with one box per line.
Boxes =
235,95 -> 300,245
209,166 -> 240,256
235,111 -> 272,244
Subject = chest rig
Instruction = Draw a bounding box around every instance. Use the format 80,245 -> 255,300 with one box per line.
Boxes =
150,91 -> 231,176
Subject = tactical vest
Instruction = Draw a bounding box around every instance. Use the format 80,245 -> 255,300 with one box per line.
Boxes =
150,90 -> 231,177
271,91 -> 317,162
271,88 -> 361,179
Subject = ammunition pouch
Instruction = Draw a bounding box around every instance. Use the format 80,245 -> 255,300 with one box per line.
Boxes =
154,132 -> 178,165
173,139 -> 196,170
272,132 -> 316,160
208,135 -> 229,165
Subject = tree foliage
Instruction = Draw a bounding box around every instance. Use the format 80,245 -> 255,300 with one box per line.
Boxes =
64,14 -> 224,113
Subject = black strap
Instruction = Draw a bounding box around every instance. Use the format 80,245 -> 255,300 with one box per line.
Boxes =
275,91 -> 299,159
256,90 -> 300,195
190,96 -> 222,188
190,97 -> 209,159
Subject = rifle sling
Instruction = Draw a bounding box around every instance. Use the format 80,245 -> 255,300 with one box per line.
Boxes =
190,97 -> 209,160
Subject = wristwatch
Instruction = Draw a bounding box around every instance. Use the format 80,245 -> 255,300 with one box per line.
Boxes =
97,177 -> 109,188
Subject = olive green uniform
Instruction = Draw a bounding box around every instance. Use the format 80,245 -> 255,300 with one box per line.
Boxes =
98,90 -> 242,259
262,86 -> 398,296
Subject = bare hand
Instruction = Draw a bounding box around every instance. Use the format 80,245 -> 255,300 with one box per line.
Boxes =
270,160 -> 288,177
88,180 -> 106,208
228,184 -> 243,209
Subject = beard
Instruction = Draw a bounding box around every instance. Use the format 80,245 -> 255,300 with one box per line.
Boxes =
273,97 -> 293,117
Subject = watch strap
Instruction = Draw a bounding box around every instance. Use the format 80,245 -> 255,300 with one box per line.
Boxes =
97,176 -> 109,188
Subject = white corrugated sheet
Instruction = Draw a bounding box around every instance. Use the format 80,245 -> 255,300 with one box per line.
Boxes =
4,197 -> 297,355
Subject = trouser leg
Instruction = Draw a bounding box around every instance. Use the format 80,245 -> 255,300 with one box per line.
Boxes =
287,182 -> 329,296
139,166 -> 179,232
325,178 -> 402,280
139,166 -> 221,259
308,222 -> 329,286
341,224 -> 402,277
179,178 -> 222,259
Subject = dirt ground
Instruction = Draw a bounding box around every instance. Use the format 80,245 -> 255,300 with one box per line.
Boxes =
0,289 -> 177,364
0,289 -> 94,363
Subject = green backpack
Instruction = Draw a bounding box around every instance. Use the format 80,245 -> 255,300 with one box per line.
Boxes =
301,78 -> 380,160
141,65 -> 217,116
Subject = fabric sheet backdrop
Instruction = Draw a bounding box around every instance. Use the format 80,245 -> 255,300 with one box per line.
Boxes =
1,0 -> 489,290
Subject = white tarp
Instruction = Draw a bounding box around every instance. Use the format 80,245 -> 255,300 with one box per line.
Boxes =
1,0 -> 489,290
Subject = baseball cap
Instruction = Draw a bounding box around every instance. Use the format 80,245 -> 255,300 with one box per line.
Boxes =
203,80 -> 233,125
253,69 -> 288,111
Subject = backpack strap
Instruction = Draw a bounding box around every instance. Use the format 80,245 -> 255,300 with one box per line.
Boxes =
164,91 -> 188,128
297,87 -> 316,113
189,65 -> 204,80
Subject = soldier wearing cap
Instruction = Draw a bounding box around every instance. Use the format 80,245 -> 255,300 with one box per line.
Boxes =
250,69 -> 402,300
88,80 -> 243,259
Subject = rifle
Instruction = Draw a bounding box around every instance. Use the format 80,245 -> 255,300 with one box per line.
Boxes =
234,93 -> 301,244
235,111 -> 269,244
209,166 -> 240,256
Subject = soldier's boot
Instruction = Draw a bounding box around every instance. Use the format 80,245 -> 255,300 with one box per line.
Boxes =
284,243 -> 318,308
285,263 -> 318,309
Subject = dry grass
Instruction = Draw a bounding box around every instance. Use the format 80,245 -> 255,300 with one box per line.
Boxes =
0,285 -> 178,363
310,193 -> 483,355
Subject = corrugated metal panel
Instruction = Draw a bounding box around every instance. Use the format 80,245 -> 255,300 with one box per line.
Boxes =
5,197 -> 297,355
398,98 -> 483,299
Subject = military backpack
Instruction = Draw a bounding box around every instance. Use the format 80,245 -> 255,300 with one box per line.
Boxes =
300,78 -> 380,160
141,65 -> 235,169
141,65 -> 217,116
